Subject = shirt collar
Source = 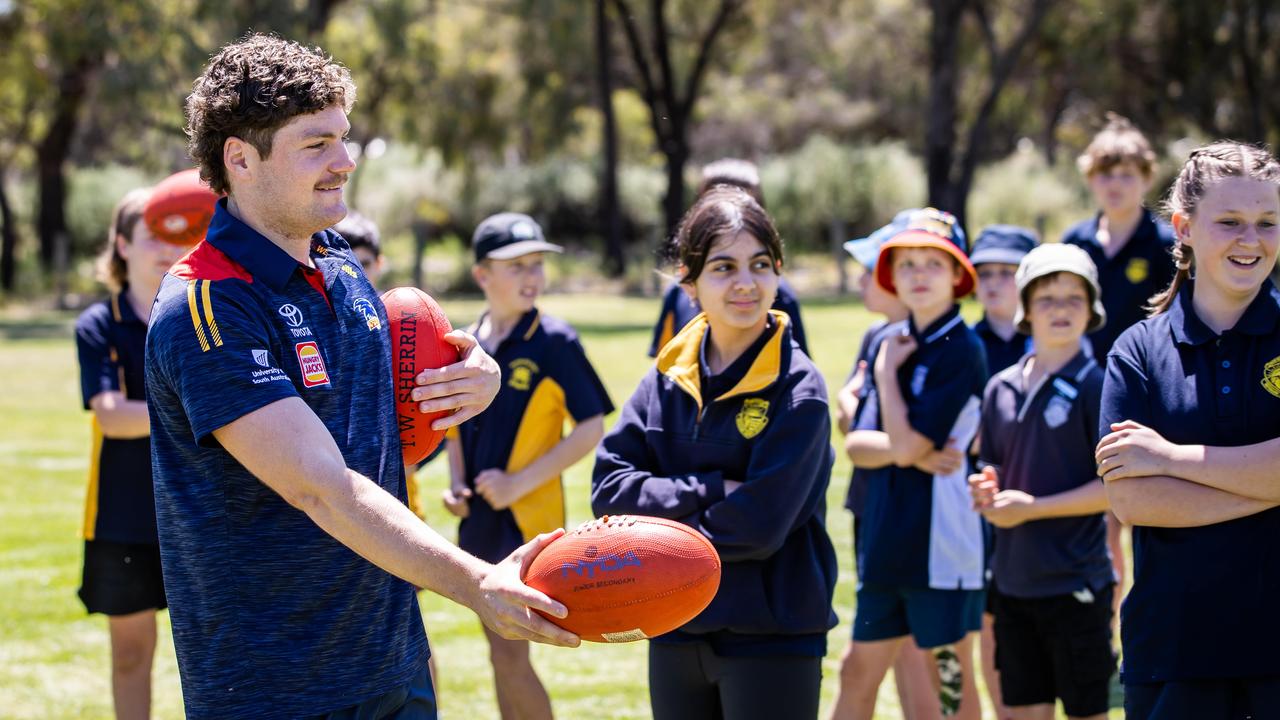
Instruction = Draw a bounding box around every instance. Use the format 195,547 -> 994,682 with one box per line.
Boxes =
204,198 -> 312,292
658,310 -> 788,411
1169,279 -> 1280,346
910,304 -> 964,345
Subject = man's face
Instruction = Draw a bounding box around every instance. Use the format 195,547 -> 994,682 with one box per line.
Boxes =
246,105 -> 355,239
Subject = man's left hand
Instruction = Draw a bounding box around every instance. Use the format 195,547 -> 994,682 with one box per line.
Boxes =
411,330 -> 501,429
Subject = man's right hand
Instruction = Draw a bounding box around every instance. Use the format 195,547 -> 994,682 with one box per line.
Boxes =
473,530 -> 581,648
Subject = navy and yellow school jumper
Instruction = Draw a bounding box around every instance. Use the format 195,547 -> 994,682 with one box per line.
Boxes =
450,308 -> 613,563
594,310 -> 837,655
75,289 -> 158,545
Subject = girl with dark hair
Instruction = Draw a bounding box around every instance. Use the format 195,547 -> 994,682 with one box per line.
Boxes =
593,186 -> 837,719
1095,141 -> 1280,719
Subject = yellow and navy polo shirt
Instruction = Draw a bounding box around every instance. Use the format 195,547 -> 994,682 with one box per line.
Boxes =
451,308 -> 613,563
74,289 -> 156,544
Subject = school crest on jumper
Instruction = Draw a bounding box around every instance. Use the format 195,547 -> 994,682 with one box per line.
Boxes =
1043,395 -> 1073,429
508,358 -> 539,391
1126,257 -> 1149,284
1262,356 -> 1280,399
736,398 -> 770,439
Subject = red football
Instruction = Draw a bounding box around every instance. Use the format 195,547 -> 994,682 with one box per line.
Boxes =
523,515 -> 721,643
381,287 -> 460,465
144,169 -> 220,246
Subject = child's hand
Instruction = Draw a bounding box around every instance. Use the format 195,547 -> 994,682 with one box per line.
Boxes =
875,333 -> 918,377
915,439 -> 963,475
442,485 -> 472,518
979,489 -> 1037,528
968,466 -> 999,509
1095,420 -> 1188,481
474,468 -> 521,510
835,361 -> 868,432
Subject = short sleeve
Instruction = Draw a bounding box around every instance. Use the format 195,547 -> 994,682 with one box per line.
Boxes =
1099,348 -> 1151,442
549,335 -> 615,422
146,281 -> 299,447
75,304 -> 118,409
908,340 -> 988,448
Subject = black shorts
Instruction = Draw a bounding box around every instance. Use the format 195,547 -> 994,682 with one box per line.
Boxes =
991,583 -> 1115,717
648,640 -> 821,720
78,540 -> 167,616
1125,676 -> 1280,720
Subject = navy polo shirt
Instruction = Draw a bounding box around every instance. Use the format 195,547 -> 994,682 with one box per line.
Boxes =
648,278 -> 809,357
145,201 -> 426,719
853,307 -> 988,590
979,351 -> 1113,598
1101,280 -> 1280,683
972,317 -> 1031,377
843,320 -> 887,517
452,308 -> 613,564
75,290 -> 157,544
1062,209 -> 1176,360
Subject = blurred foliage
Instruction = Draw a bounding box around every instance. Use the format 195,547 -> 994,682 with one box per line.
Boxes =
3,0 -> 1280,299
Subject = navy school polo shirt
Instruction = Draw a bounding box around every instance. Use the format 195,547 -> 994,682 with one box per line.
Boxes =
648,278 -> 809,357
145,201 -> 425,719
1101,280 -> 1280,684
853,306 -> 988,590
75,290 -> 157,544
594,312 -> 838,655
972,317 -> 1031,377
844,320 -> 887,517
1062,209 -> 1176,360
979,351 -> 1113,598
451,308 -> 613,564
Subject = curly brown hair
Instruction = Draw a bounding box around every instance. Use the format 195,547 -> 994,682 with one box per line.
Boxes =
185,33 -> 356,195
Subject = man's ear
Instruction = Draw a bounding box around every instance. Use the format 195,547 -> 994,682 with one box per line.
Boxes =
223,137 -> 255,186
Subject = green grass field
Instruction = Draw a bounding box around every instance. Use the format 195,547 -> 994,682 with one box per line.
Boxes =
0,293 -> 1122,719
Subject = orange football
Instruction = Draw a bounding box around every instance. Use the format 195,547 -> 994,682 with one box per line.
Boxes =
381,287 -> 460,465
524,515 -> 721,643
144,169 -> 219,246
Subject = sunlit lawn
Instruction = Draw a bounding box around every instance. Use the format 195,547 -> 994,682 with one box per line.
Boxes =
0,292 -> 1121,718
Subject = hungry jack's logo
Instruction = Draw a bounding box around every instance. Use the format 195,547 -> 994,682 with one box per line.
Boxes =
295,342 -> 330,388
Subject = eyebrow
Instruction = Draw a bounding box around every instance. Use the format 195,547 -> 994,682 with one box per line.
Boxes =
298,125 -> 350,141
706,250 -> 771,264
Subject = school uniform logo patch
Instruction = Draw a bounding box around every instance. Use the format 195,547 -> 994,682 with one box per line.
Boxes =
295,341 -> 330,388
1125,257 -> 1149,284
1043,395 -> 1072,428
1262,355 -> 1280,399
508,358 -> 539,391
911,365 -> 929,396
736,398 -> 770,439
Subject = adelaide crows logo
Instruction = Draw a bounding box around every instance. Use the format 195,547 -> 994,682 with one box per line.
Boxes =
736,398 -> 770,439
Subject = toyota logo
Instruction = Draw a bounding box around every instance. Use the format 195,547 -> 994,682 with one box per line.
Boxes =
278,304 -> 305,327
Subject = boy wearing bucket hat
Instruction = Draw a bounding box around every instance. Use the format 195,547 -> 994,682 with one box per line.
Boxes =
831,208 -> 989,719
967,243 -> 1116,720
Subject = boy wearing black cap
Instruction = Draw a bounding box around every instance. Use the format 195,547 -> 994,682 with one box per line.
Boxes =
969,244 -> 1116,720
970,226 -> 1038,376
445,212 -> 614,719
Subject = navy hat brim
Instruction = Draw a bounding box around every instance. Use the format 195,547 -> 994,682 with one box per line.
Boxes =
970,248 -> 1031,267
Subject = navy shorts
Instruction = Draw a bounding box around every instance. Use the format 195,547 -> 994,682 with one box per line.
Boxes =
78,540 -> 167,616
853,583 -> 984,649
1125,676 -> 1280,720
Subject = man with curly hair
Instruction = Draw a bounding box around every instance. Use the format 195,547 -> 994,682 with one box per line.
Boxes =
144,33 -> 578,719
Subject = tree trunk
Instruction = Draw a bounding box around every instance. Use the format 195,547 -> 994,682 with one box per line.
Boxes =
662,141 -> 688,242
36,53 -> 101,274
411,220 -> 430,291
597,0 -> 626,277
924,0 -> 966,215
0,167 -> 16,293
830,218 -> 849,295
